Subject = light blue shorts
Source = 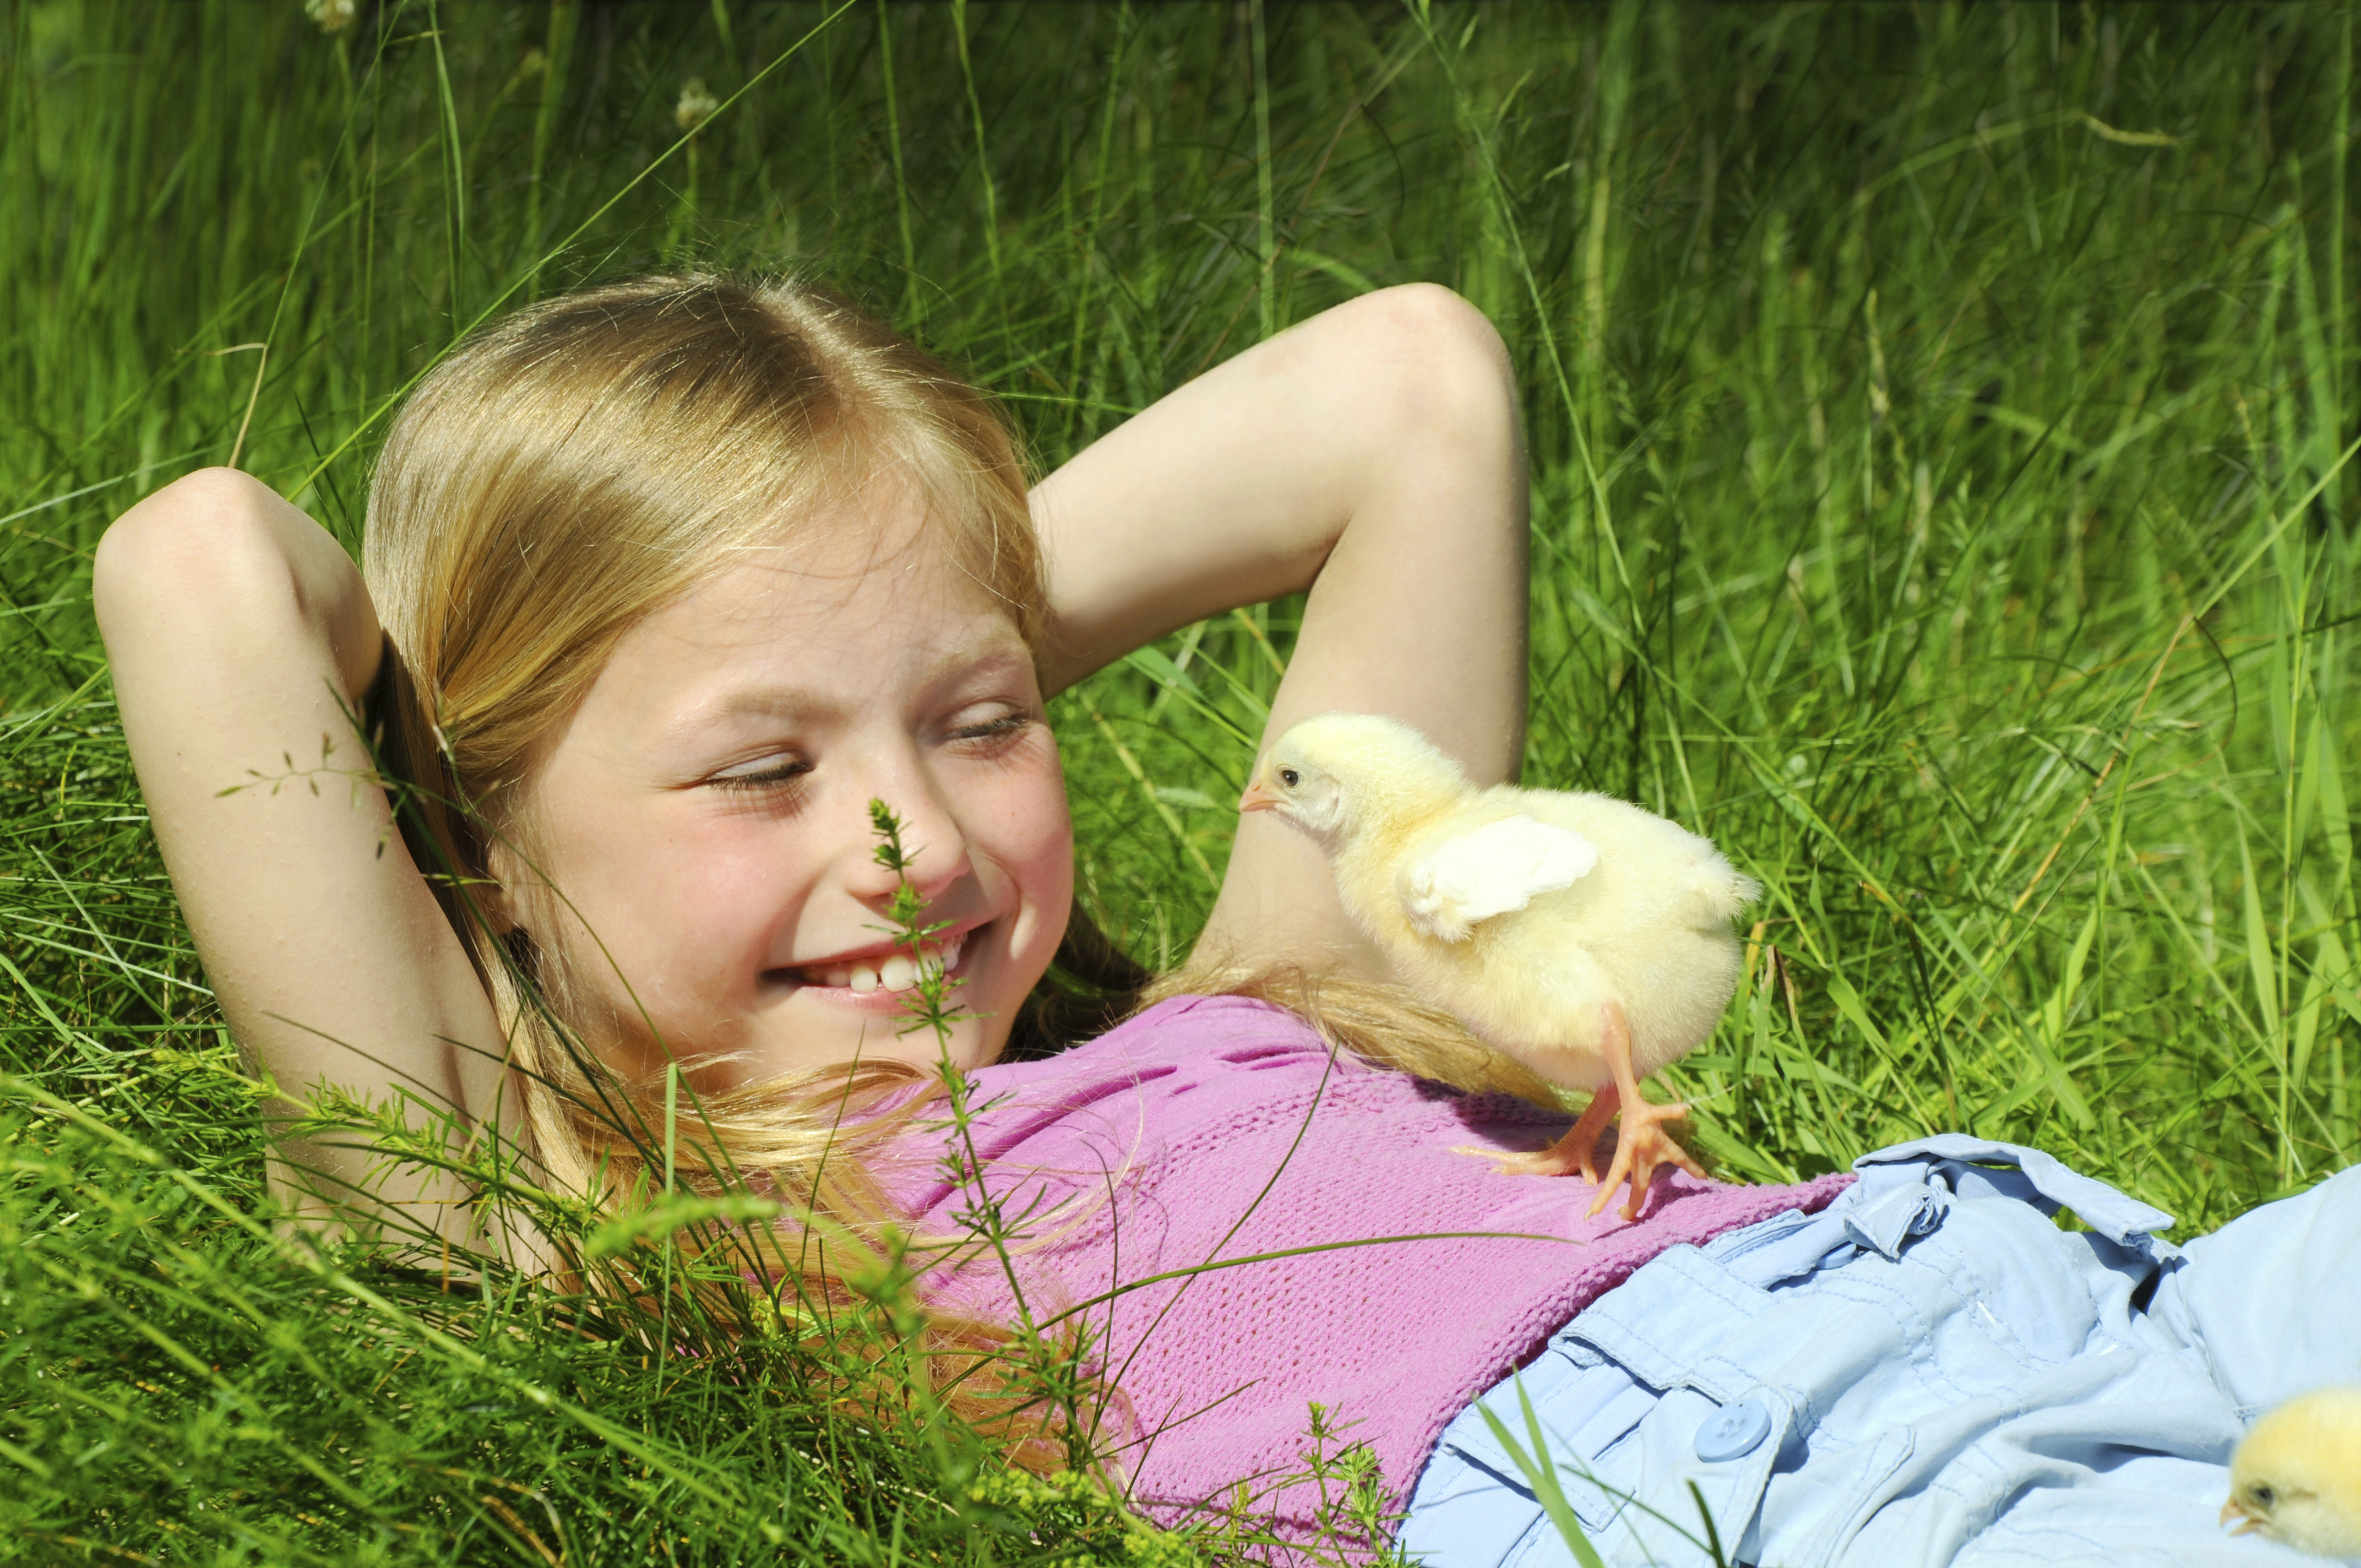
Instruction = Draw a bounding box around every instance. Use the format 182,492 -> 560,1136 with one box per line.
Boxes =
1401,1137 -> 2361,1567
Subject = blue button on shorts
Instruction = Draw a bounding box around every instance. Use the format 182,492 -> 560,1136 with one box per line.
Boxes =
1400,1137 -> 2361,1567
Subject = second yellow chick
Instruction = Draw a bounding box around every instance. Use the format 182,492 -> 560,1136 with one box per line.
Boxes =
1240,712 -> 1758,1219
2222,1385 -> 2361,1558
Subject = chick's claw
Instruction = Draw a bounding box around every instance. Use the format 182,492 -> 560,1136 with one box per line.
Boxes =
1586,1096 -> 1706,1221
1565,1085 -> 1624,1183
1464,1142 -> 1585,1178
1455,1081 -> 1622,1178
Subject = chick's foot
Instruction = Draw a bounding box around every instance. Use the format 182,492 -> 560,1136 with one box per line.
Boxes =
1587,1093 -> 1706,1220
1584,999 -> 1706,1219
1464,1086 -> 1622,1179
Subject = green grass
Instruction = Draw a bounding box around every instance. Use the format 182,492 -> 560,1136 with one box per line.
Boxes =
4,0 -> 2359,1560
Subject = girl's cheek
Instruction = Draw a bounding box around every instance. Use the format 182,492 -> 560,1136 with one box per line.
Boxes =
587,817 -> 793,981
1007,771 -> 1076,890
1018,728 -> 1074,843
689,825 -> 817,949
953,729 -> 1066,846
1011,754 -> 1077,937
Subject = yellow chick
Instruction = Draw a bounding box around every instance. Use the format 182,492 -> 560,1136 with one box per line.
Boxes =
2221,1386 -> 2361,1558
1239,713 -> 1758,1219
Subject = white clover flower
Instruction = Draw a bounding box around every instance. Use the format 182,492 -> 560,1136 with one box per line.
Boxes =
304,0 -> 357,34
675,79 -> 720,135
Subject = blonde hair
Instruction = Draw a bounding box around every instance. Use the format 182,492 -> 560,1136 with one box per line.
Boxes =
1143,958 -> 1558,1103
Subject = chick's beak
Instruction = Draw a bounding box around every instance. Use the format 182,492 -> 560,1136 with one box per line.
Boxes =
2219,1499 -> 2259,1536
1238,781 -> 1281,814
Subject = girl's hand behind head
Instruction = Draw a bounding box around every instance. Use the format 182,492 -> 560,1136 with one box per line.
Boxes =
509,486 -> 1074,1091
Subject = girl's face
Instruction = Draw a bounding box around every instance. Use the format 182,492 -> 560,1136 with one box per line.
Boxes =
509,493 -> 1074,1088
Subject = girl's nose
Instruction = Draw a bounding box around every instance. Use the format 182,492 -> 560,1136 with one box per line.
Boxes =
841,759 -> 975,909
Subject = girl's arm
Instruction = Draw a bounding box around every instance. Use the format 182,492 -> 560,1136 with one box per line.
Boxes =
95,469 -> 505,1240
1031,284 -> 1528,976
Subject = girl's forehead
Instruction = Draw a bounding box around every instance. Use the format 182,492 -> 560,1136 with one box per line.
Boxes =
695,516 -> 1021,631
738,483 -> 1018,603
604,522 -> 1029,699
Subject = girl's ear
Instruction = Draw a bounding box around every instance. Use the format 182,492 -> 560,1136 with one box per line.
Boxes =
476,883 -> 519,935
475,837 -> 528,937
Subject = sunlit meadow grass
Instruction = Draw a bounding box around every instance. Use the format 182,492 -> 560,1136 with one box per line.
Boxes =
3,1 -> 2357,1560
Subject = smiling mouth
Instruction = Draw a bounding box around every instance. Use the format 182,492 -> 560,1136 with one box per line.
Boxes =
782,930 -> 969,996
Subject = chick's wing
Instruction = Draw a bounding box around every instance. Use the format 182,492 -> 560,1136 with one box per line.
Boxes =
1399,814 -> 1600,942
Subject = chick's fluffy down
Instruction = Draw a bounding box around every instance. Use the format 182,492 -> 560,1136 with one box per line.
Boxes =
1353,791 -> 1758,1091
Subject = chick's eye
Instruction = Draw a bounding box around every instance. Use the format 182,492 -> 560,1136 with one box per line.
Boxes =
2252,1485 -> 2276,1509
1279,767 -> 1301,787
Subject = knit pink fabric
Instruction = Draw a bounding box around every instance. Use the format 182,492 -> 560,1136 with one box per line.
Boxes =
875,994 -> 1852,1542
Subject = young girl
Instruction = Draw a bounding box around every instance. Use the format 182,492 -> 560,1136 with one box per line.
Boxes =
96,276 -> 2359,1567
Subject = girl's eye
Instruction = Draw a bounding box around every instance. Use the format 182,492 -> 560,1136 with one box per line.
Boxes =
950,710 -> 1036,744
709,756 -> 813,792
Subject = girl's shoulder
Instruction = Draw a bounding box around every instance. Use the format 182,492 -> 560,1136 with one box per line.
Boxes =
976,991 -> 1389,1099
1091,990 -> 1320,1058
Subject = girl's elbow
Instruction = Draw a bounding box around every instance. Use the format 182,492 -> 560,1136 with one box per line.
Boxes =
1368,283 -> 1512,371
95,468 -> 300,641
1350,285 -> 1519,454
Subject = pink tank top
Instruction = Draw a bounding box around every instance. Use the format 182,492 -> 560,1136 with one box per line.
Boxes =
876,994 -> 1852,1540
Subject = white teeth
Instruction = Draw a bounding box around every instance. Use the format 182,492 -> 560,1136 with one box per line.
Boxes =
801,932 -> 971,993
